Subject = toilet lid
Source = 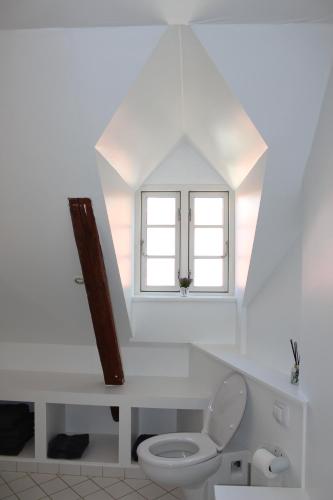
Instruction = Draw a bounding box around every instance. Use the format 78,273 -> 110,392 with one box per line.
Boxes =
137,432 -> 218,468
204,373 -> 247,451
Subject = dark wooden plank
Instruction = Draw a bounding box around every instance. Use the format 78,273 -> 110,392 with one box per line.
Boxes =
68,198 -> 124,385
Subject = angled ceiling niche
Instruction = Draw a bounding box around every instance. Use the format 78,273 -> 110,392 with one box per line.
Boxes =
96,26 -> 267,315
96,25 -> 267,190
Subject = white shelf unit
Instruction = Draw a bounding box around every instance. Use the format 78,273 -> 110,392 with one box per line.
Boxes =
0,400 -> 35,462
0,370 -> 212,469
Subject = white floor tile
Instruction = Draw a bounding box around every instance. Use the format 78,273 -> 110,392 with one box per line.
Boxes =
120,493 -> 146,500
40,477 -> 68,495
61,475 -> 87,487
51,488 -> 79,500
124,479 -> 151,490
170,489 -> 183,499
138,483 -> 166,500
159,495 -> 178,500
0,483 -> 14,499
17,485 -> 45,500
91,477 -> 120,488
30,473 -> 56,485
84,490 -> 114,500
0,471 -> 26,483
10,476 -> 35,493
153,483 -> 173,492
72,479 -> 100,497
105,481 -> 133,499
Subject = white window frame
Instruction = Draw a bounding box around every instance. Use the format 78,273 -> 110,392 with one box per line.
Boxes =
188,191 -> 229,293
136,186 -> 233,294
140,191 -> 181,292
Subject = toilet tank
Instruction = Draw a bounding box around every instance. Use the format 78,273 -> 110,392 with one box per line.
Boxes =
203,373 -> 247,451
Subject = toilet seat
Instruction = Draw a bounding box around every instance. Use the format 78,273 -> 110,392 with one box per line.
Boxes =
138,432 -> 218,468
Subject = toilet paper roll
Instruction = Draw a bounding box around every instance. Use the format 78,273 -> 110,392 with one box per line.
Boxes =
252,449 -> 278,479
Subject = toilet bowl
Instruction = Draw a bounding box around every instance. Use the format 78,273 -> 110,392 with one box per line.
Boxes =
138,373 -> 247,500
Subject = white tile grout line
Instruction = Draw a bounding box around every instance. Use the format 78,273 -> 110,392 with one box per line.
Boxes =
0,471 -> 182,499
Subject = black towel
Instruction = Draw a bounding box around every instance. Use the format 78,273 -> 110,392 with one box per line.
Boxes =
0,412 -> 34,455
0,404 -> 30,431
48,434 -> 89,459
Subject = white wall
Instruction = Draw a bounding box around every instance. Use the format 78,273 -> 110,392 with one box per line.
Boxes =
0,26 -> 163,345
235,153 -> 266,300
195,24 -> 333,302
1,23 -> 332,362
96,26 -> 181,189
131,298 -> 237,344
181,27 -> 267,189
96,152 -> 134,320
0,342 -> 189,377
144,137 -> 226,185
246,239 -> 302,374
301,65 -> 333,500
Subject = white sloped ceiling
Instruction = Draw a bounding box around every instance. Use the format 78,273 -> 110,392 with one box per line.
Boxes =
96,26 -> 267,190
96,27 -> 183,188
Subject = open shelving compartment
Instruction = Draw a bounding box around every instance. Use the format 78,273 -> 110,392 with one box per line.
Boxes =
46,403 -> 119,464
131,407 -> 204,464
0,400 -> 35,461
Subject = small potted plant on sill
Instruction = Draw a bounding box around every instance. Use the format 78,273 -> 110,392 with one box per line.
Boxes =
179,276 -> 192,297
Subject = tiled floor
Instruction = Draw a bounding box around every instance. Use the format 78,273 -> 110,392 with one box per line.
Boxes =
0,471 -> 184,500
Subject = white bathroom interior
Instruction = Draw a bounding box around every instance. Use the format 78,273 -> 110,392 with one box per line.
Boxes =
0,2 -> 333,500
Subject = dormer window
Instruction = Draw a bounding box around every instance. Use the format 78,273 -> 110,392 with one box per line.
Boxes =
139,188 -> 229,293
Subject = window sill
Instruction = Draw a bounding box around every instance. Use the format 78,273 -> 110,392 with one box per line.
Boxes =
131,294 -> 237,303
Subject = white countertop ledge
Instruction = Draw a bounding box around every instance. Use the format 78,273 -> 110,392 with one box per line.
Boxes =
0,370 -> 212,408
215,486 -> 309,500
193,344 -> 308,404
131,295 -> 236,302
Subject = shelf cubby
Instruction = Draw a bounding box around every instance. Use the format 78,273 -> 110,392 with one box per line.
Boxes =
46,403 -> 119,464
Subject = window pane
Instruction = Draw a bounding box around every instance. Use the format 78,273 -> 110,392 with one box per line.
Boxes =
147,197 -> 176,225
147,258 -> 175,286
193,259 -> 223,287
147,228 -> 175,256
194,197 -> 224,226
194,228 -> 224,256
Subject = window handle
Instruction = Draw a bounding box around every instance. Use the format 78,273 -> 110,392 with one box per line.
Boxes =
221,241 -> 229,259
141,239 -> 146,257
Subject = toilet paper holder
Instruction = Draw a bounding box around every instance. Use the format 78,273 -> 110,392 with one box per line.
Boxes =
268,455 -> 290,474
252,445 -> 290,478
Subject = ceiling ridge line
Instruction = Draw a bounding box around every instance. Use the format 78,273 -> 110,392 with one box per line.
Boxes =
178,26 -> 185,131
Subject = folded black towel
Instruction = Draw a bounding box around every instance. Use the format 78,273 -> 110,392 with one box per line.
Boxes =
48,434 -> 89,459
0,412 -> 34,456
0,404 -> 30,431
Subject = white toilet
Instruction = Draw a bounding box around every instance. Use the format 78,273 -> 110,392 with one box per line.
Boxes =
138,372 -> 247,500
